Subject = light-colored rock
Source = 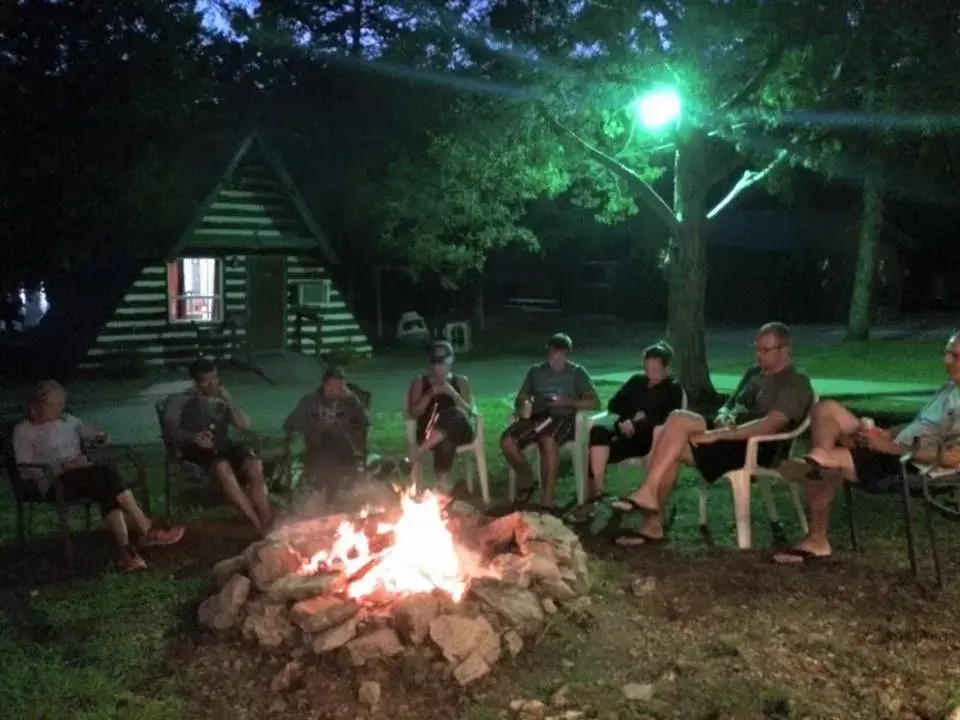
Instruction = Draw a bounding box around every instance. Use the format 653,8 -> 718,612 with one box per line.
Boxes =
343,628 -> 404,666
197,574 -> 250,630
449,500 -> 480,517
312,618 -> 358,653
490,554 -> 532,588
270,660 -> 303,693
245,598 -> 286,619
248,542 -> 304,591
453,652 -> 490,685
541,598 -> 558,615
511,699 -> 546,716
502,629 -> 523,658
560,711 -> 584,719
243,612 -> 296,648
211,555 -> 246,587
538,579 -> 577,602
429,614 -> 499,665
526,540 -> 557,562
529,555 -> 563,583
266,572 -> 346,602
631,576 -> 658,598
393,594 -> 440,645
550,685 -> 570,707
470,580 -> 545,637
622,682 -> 654,702
291,595 -> 359,633
358,680 -> 381,707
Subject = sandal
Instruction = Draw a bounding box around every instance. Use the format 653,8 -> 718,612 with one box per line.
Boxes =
564,493 -> 609,524
610,497 -> 657,515
612,530 -> 666,547
770,548 -> 833,566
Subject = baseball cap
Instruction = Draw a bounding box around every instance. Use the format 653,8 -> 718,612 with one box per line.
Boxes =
547,333 -> 573,352
322,366 -> 346,382
428,340 -> 454,365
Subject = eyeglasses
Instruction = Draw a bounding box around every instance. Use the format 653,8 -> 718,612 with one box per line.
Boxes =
754,344 -> 784,354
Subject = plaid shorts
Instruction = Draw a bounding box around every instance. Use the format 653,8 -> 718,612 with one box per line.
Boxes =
502,413 -> 577,450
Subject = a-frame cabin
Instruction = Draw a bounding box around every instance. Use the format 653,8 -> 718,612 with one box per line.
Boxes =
77,131 -> 371,371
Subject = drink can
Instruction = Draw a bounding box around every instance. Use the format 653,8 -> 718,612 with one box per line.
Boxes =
520,399 -> 533,420
861,417 -> 875,431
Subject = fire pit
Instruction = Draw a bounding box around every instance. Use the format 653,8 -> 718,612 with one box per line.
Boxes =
197,492 -> 592,687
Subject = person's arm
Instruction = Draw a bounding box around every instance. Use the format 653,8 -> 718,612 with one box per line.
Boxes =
562,366 -> 601,411
607,376 -> 639,418
282,395 -> 311,446
513,368 -> 535,410
162,395 -> 191,445
408,377 -> 436,418
710,376 -> 812,442
449,376 -> 474,413
12,425 -> 34,466
219,388 -> 250,430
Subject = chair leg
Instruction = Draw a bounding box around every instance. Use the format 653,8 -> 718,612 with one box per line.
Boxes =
727,470 -> 753,550
925,504 -> 943,589
507,468 -> 517,502
474,447 -> 490,507
56,503 -> 74,568
898,474 -> 919,579
789,482 -> 809,534
844,485 -> 861,554
759,479 -> 779,523
164,460 -> 172,519
463,453 -> 475,495
15,500 -> 26,550
697,478 -> 709,529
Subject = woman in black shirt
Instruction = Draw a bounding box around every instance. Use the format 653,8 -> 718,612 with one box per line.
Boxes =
568,342 -> 685,522
407,340 -> 475,493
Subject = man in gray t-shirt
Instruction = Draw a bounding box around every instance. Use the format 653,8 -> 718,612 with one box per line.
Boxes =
500,333 -> 600,510
611,322 -> 814,548
283,367 -> 369,497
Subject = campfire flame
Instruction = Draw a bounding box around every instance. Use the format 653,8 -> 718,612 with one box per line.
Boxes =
300,490 -> 474,602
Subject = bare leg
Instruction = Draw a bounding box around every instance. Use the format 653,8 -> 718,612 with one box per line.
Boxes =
414,430 -> 447,459
588,444 -> 611,496
538,436 -> 560,508
213,460 -> 264,532
810,400 -> 862,450
103,509 -> 130,552
627,411 -> 705,511
501,435 -> 534,490
243,458 -> 271,529
116,490 -> 151,536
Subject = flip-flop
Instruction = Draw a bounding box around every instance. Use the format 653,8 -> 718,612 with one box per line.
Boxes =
514,485 -> 538,504
770,548 -> 833,566
612,530 -> 666,547
610,497 -> 657,515
563,493 -> 609,524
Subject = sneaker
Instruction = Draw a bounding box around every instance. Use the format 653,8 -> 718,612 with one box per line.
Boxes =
119,548 -> 148,572
142,525 -> 186,547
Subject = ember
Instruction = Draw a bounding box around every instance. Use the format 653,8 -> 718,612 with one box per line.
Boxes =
300,490 -> 476,601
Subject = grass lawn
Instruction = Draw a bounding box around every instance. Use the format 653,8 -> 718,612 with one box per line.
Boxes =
2,343 -> 960,719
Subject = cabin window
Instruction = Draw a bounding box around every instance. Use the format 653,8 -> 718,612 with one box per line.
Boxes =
167,257 -> 223,323
297,279 -> 332,308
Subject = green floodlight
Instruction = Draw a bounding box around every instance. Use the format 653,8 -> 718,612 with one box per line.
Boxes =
632,87 -> 682,130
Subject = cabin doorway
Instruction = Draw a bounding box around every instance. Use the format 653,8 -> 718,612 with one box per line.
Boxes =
246,255 -> 287,352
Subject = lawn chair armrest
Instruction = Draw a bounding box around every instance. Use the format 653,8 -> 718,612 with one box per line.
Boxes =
743,425 -> 809,470
14,462 -> 57,500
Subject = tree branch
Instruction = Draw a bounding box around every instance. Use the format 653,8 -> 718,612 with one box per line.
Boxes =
717,44 -> 787,112
545,114 -> 681,236
706,150 -> 788,219
704,153 -> 745,192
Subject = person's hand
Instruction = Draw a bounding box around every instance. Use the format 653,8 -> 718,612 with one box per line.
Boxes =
938,447 -> 960,468
632,411 -> 647,423
218,386 -> 233,404
193,430 -> 214,449
690,431 -> 720,446
713,411 -> 735,428
617,419 -> 635,437
94,432 -> 109,445
854,427 -> 888,451
549,395 -> 573,408
440,381 -> 458,397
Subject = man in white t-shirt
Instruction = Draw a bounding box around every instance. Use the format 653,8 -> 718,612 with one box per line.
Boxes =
12,380 -> 184,571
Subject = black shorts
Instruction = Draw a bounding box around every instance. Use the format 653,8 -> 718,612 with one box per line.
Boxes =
48,465 -> 125,516
850,446 -> 911,493
502,413 -> 577,451
181,442 -> 255,475
692,440 -> 783,484
589,424 -> 654,464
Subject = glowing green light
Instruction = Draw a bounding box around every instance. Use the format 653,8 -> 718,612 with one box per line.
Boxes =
632,88 -> 682,130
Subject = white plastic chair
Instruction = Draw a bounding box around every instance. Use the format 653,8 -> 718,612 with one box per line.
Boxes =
404,397 -> 490,506
507,411 -> 589,503
698,396 -> 819,550
579,390 -> 689,505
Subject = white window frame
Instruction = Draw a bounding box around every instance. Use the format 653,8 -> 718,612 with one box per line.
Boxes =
297,279 -> 332,308
167,257 -> 225,324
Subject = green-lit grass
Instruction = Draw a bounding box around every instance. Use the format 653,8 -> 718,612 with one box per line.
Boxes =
1,379 -> 959,719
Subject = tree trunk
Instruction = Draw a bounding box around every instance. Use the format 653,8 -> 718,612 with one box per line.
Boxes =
846,14 -> 882,342
667,127 -> 715,402
349,0 -> 363,55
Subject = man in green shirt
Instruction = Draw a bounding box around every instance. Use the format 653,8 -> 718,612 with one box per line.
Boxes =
501,333 -> 600,511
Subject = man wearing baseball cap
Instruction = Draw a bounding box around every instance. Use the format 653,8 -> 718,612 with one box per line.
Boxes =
501,332 -> 600,510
